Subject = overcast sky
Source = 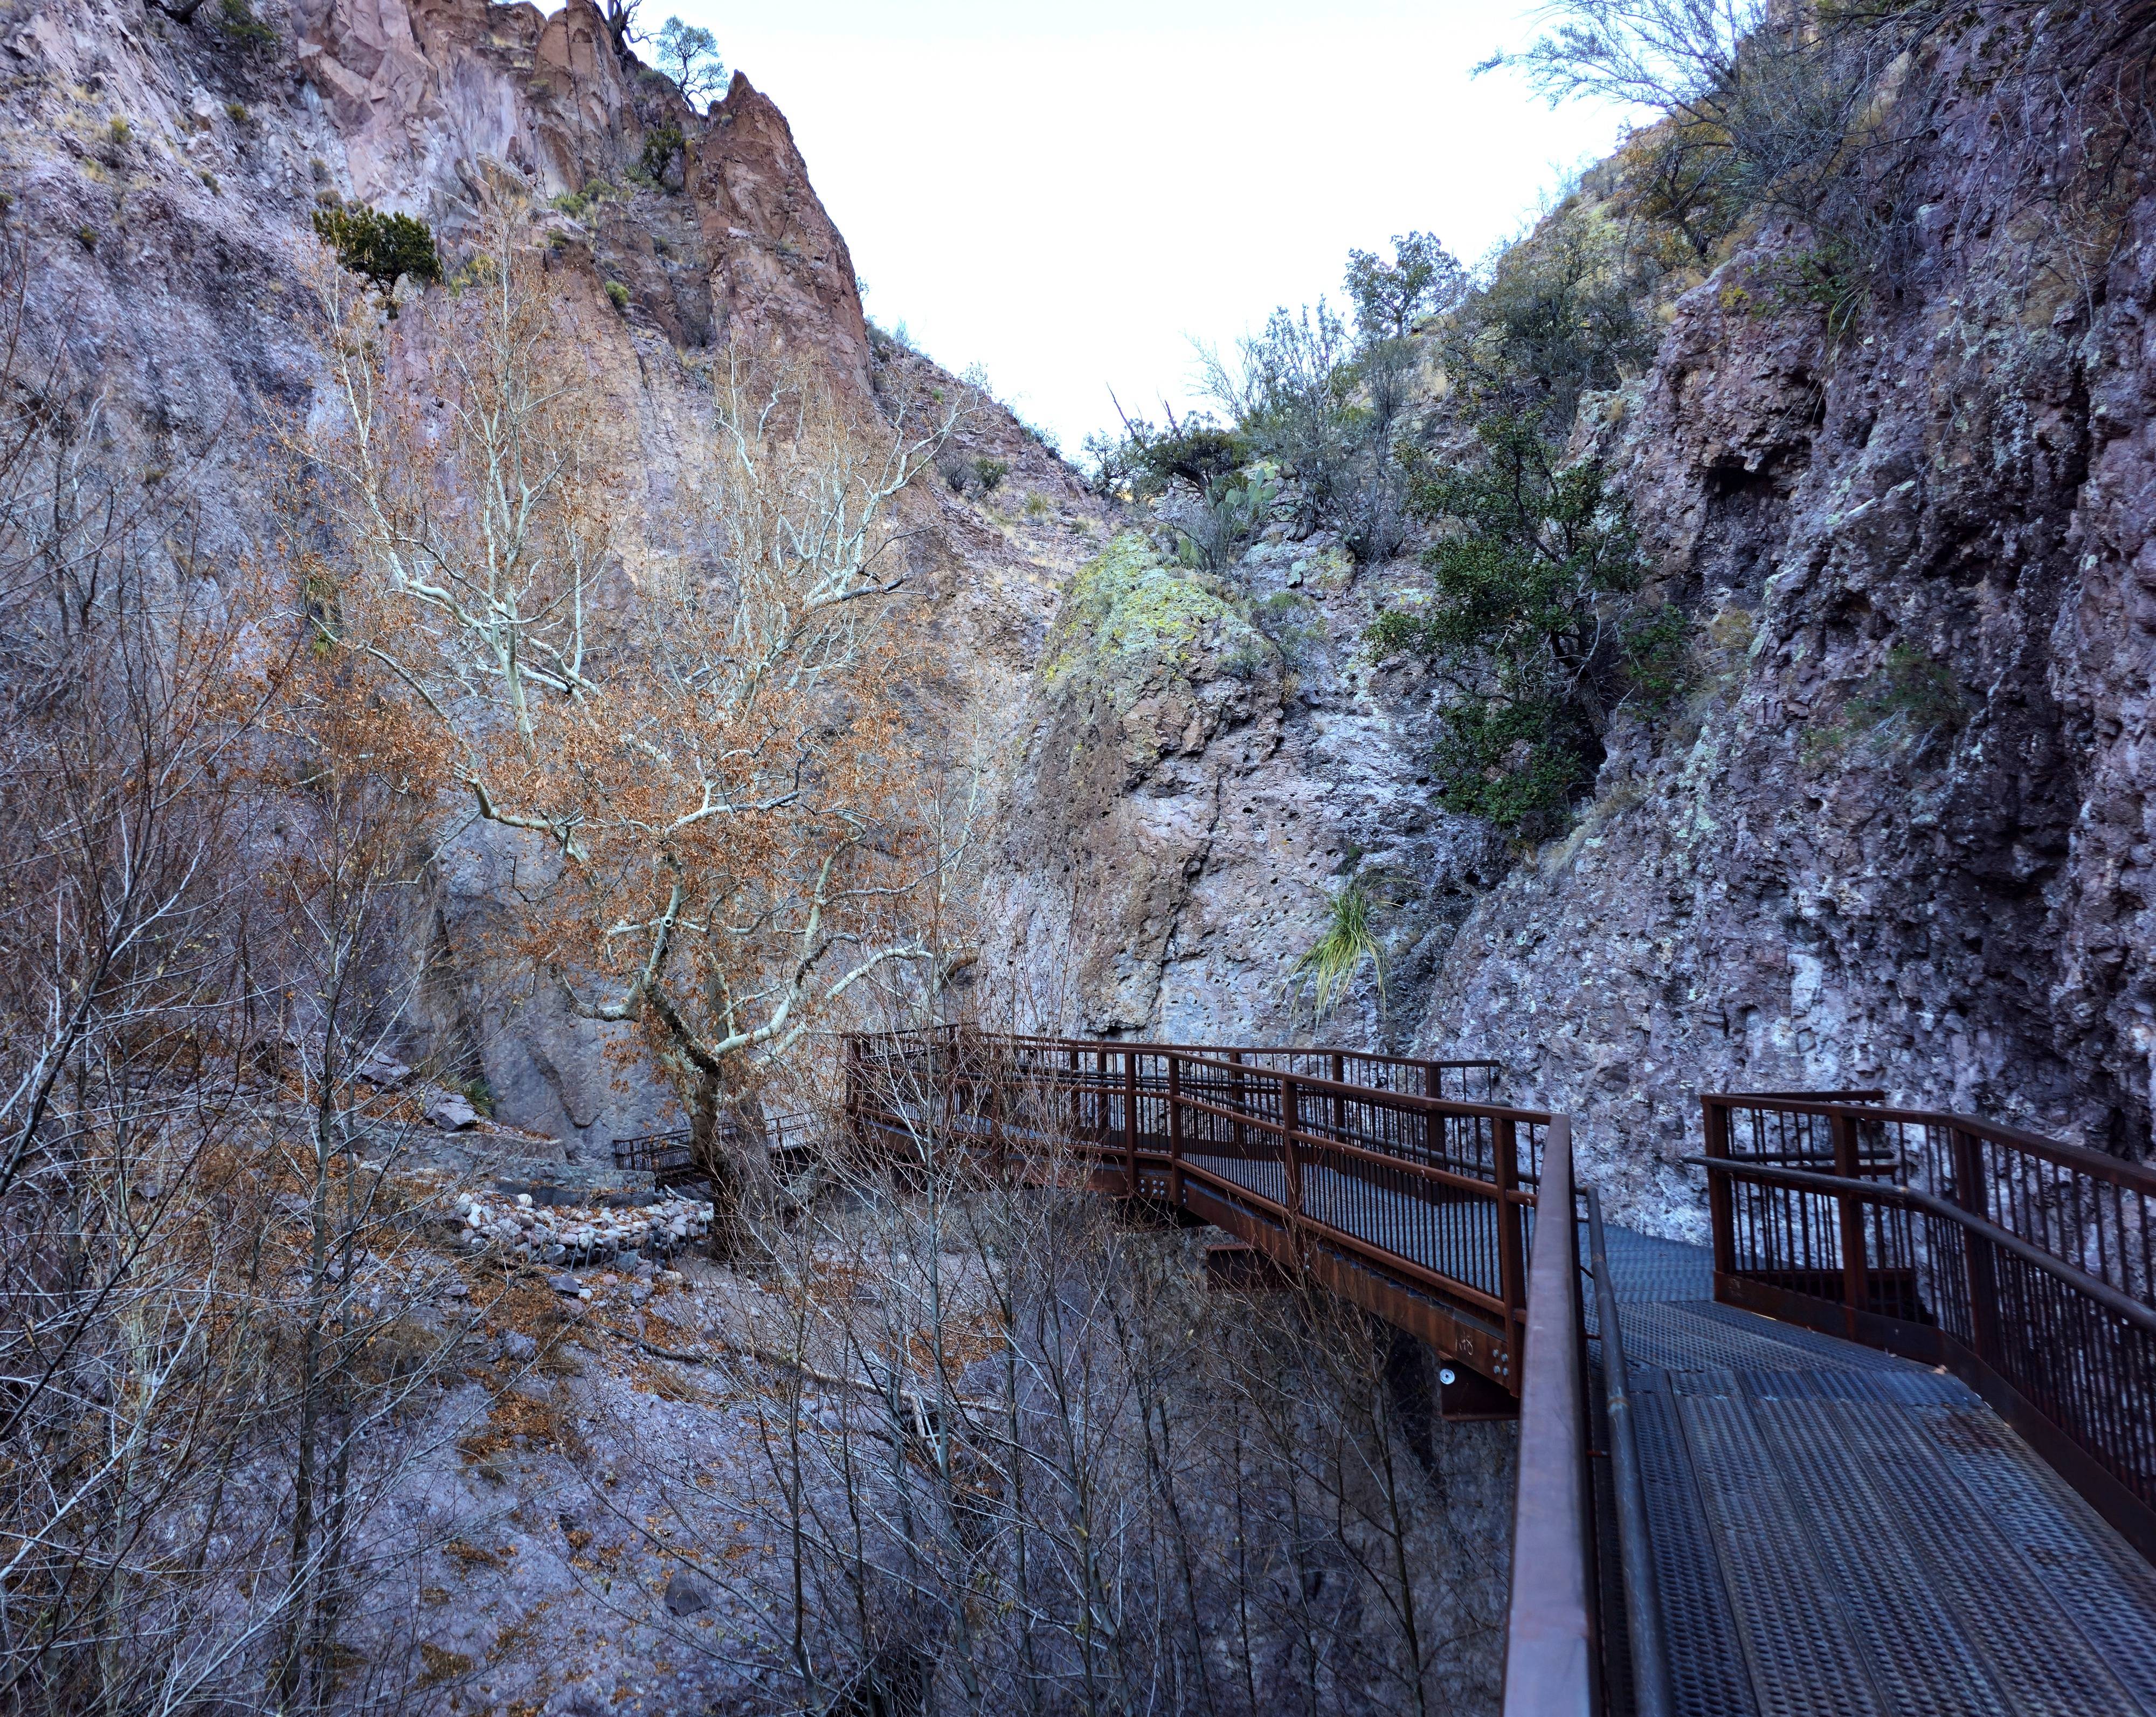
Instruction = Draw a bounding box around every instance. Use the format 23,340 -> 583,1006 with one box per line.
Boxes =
648,2 -> 1635,454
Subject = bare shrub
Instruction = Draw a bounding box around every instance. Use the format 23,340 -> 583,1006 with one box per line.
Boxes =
595,998 -> 1512,1715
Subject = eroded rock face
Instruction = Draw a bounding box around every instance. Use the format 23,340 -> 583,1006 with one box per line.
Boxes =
987,532 -> 1505,1047
1408,127 -> 2153,1230
0,0 -> 1058,1155
14,0 -> 2150,1231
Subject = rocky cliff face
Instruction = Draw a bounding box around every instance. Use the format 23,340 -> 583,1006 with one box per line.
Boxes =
978,31 -> 2156,1236
10,0 -> 2148,1229
1404,87 -> 2153,1228
0,0 -> 1092,1156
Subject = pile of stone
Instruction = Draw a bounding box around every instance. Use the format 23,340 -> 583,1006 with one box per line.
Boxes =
454,1190 -> 708,1266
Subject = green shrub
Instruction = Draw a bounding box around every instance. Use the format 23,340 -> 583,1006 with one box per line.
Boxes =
1439,202 -> 1655,433
1196,237 -> 1449,561
107,118 -> 132,146
1618,601 -> 1691,716
1167,469 -> 1276,574
75,226 -> 96,252
1345,230 -> 1464,341
1760,236 -> 1868,341
1368,413 -> 1657,838
218,0 -> 276,44
1803,647 -> 1966,766
1427,694 -> 1593,836
312,203 -> 442,302
636,123 -> 686,185
972,456 -> 1009,493
1252,591 -> 1326,670
225,102 -> 248,126
604,280 -> 630,311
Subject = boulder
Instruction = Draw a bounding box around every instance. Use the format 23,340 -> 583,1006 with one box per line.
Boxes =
426,1088 -> 480,1131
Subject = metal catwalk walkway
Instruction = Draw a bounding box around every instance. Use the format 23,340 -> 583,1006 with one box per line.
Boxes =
1591,1225 -> 2156,1717
843,1031 -> 2156,1714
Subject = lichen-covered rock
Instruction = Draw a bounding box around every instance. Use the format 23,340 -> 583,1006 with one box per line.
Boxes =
1409,45 -> 2156,1228
989,531 -> 1501,1041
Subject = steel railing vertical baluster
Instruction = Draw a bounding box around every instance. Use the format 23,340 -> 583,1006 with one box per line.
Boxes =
1703,1096 -> 1735,1286
1096,1044 -> 1108,1163
1331,1051 -> 1346,1153
1230,1050 -> 1246,1165
1832,1107 -> 1868,1329
1496,1115 -> 1526,1350
1167,1053 -> 1184,1210
1124,1049 -> 1139,1197
1953,1126 -> 1999,1367
1282,1072 -> 1304,1271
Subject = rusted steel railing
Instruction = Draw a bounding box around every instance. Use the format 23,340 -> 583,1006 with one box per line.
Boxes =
852,1023 -> 1500,1101
845,1026 -> 1544,1391
612,1111 -> 814,1189
1697,1091 -> 2156,1561
1502,1115 -> 1599,1717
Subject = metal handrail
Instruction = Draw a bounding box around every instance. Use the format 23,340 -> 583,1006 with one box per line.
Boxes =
1698,1089 -> 2156,1564
1586,1189 -> 1671,1717
1686,1156 -> 2156,1335
1503,1116 -> 1593,1716
847,1030 -> 1551,1385
1706,1093 -> 2156,1193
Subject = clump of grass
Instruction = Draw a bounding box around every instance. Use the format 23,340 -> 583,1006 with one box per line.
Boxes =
550,181 -> 616,219
107,117 -> 132,145
218,0 -> 277,45
603,279 -> 630,311
1289,881 -> 1385,1022
1803,645 -> 1967,767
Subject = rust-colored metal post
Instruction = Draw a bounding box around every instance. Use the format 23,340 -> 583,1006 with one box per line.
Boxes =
1703,1097 -> 1736,1282
1230,1050 -> 1246,1161
1495,1116 -> 1527,1344
1832,1107 -> 1868,1328
1096,1045 -> 1109,1159
1167,1053 -> 1185,1208
1124,1050 -> 1140,1197
1331,1051 -> 1346,1148
1282,1073 -> 1305,1270
1068,1045 -> 1080,1148
1953,1126 -> 2000,1367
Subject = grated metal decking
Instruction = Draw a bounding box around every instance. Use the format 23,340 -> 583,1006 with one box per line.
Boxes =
1594,1226 -> 2156,1716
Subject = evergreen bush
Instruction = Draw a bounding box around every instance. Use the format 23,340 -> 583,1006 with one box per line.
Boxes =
312,203 -> 442,302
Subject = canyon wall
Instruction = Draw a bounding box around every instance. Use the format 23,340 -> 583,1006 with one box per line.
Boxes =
8,0 -> 2148,1233
0,0 -> 1087,1156
985,42 -> 2156,1233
